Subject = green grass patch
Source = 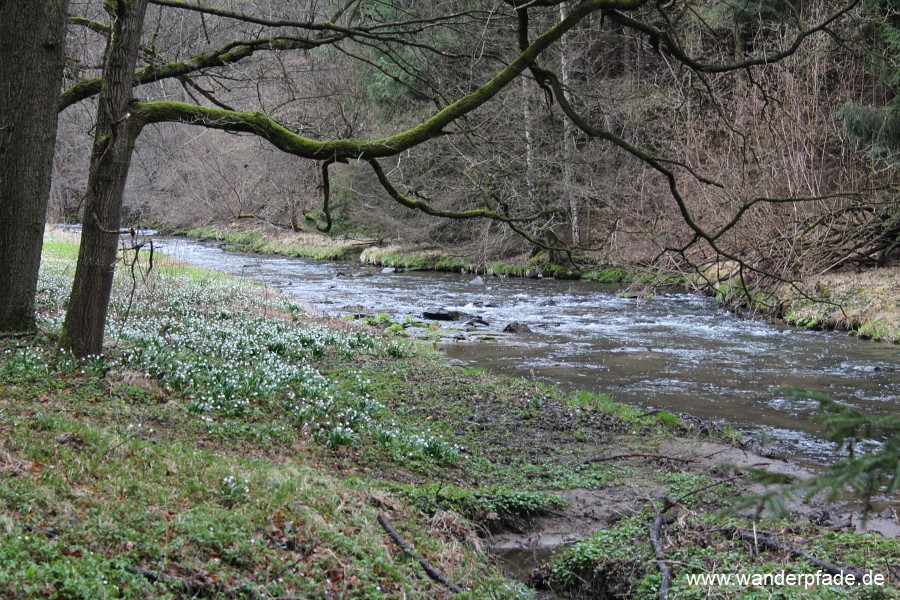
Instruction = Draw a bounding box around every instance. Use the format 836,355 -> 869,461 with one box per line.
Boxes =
2,232 -> 535,598
180,226 -> 360,261
395,482 -> 565,528
567,389 -> 645,422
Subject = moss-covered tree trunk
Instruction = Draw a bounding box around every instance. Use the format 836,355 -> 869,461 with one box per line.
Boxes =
61,0 -> 148,357
0,0 -> 68,332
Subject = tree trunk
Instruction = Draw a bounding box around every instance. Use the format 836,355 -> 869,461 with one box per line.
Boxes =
0,0 -> 68,332
61,0 -> 149,357
521,77 -> 536,206
559,1 -> 579,246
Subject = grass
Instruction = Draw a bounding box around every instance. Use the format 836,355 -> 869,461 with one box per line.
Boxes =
779,270 -> 900,343
1,229 -> 897,598
697,262 -> 900,344
3,231 -> 529,598
547,511 -> 900,599
180,225 -> 362,261
179,222 -> 645,282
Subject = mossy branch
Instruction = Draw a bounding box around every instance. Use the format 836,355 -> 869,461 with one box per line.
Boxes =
60,36 -> 332,111
68,15 -> 111,36
369,159 -> 554,223
132,1 -> 626,151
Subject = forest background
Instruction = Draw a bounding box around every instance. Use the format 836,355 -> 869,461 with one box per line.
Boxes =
1,0 -> 898,356
44,0 -> 898,282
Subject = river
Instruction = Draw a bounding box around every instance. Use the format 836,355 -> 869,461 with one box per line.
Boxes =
157,237 -> 899,466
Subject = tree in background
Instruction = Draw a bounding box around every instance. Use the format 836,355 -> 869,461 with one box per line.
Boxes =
1,0 -> 894,354
839,0 -> 900,162
54,0 -> 590,356
0,0 -> 69,333
823,0 -> 900,268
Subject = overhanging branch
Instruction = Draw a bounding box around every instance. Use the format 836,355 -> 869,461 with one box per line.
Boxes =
369,158 -> 555,223
129,2 -> 630,161
60,36 -> 333,111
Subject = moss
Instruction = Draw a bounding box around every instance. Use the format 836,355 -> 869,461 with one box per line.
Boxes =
582,267 -> 636,283
545,264 -> 582,280
178,226 -> 362,261
360,247 -> 474,272
486,262 -> 528,278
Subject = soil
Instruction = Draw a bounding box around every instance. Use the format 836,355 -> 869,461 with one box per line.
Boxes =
490,438 -> 900,558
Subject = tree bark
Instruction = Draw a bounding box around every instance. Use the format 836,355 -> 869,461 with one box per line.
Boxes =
559,1 -> 579,246
0,0 -> 68,332
61,0 -> 149,357
521,77 -> 536,205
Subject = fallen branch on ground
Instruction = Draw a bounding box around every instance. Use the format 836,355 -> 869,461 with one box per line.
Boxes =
648,511 -> 678,600
734,529 -> 866,579
377,512 -> 467,594
120,564 -> 263,598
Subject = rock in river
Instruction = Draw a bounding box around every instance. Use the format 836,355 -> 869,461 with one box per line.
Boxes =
423,308 -> 471,321
463,317 -> 490,328
503,321 -> 531,333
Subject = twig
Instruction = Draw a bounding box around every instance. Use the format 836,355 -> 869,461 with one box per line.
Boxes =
122,565 -> 222,596
101,437 -> 130,460
268,540 -> 319,582
377,512 -> 467,594
648,512 -> 677,599
673,473 -> 744,506
733,530 -> 866,579
111,233 -> 154,349
0,331 -> 34,339
578,453 -> 694,466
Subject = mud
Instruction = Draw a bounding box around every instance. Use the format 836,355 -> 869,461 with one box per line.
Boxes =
489,437 -> 899,579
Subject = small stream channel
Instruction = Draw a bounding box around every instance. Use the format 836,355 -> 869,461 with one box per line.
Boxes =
157,237 -> 899,467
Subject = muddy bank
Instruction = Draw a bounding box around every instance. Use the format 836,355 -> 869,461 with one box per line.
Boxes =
489,436 -> 899,598
493,438 -> 899,555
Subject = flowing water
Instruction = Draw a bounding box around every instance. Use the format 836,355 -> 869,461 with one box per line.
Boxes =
157,237 -> 899,465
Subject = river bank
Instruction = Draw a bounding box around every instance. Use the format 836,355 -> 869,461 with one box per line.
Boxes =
3,229 -> 896,598
173,222 -> 900,344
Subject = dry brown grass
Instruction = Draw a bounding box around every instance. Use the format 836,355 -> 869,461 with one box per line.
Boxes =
782,267 -> 900,342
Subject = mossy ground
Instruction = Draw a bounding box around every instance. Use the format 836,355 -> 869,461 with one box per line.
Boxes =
1,229 -> 896,598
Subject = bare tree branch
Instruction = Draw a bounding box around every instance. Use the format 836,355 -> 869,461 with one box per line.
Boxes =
605,0 -> 860,73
